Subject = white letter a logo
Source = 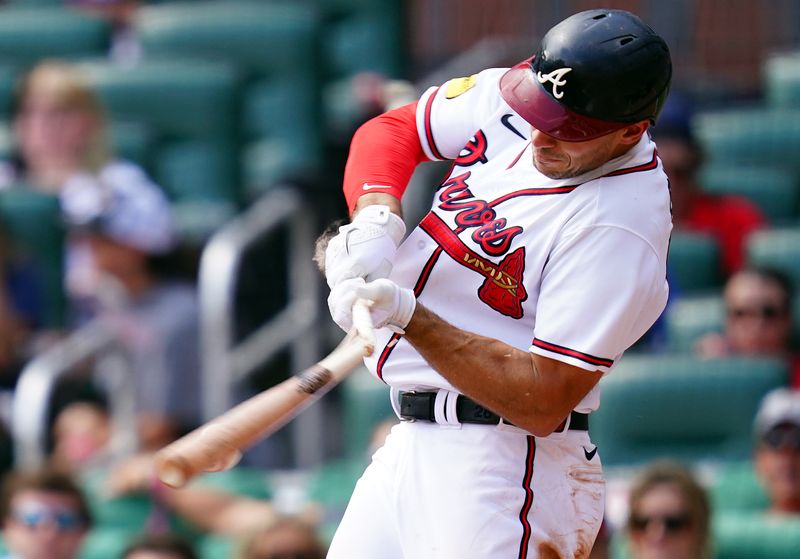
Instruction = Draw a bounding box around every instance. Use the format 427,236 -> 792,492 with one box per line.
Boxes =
536,67 -> 572,99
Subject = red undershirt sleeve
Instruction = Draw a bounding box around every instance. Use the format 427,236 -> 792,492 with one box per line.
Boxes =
343,101 -> 430,213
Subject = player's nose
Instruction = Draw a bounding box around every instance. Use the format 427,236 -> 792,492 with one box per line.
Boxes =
530,127 -> 558,148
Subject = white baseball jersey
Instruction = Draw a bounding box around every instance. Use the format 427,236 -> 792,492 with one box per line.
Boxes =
329,68 -> 672,559
363,68 -> 672,413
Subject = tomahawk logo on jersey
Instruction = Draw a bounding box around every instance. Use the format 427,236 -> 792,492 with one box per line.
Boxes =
364,68 -> 671,414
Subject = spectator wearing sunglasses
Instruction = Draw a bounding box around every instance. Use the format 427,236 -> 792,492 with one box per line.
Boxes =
753,388 -> 800,515
0,468 -> 91,559
626,461 -> 712,559
695,267 -> 799,387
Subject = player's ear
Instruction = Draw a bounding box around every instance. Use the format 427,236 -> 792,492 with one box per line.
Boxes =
619,121 -> 650,145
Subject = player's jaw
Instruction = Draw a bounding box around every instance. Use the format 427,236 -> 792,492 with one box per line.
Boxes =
530,127 -> 629,180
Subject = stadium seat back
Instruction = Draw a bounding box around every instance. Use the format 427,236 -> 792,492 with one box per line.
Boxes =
77,58 -> 240,141
340,366 -> 394,460
668,231 -> 724,293
136,2 -> 319,80
0,7 -> 110,68
0,188 -> 65,327
714,513 -> 800,559
746,227 -> 800,286
700,164 -> 800,222
693,108 -> 800,170
664,294 -> 725,353
590,356 -> 788,466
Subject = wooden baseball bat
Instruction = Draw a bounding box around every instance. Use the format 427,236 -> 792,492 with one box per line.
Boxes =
154,300 -> 375,488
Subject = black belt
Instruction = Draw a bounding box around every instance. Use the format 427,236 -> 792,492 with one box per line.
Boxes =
399,391 -> 589,431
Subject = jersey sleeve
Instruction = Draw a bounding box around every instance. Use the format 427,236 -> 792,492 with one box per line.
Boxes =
531,225 -> 669,372
416,68 -> 509,161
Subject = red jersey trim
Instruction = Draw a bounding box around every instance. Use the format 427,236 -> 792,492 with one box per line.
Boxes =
517,436 -> 536,559
423,87 -> 446,160
532,338 -> 614,368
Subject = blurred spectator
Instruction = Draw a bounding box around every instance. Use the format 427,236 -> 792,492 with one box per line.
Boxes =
121,533 -> 198,559
0,61 -> 174,321
50,400 -> 112,471
653,126 -> 765,277
753,388 -> 800,515
626,461 -> 712,559
0,467 -> 91,559
237,516 -> 325,559
67,0 -> 143,65
695,267 -> 799,386
70,173 -> 199,451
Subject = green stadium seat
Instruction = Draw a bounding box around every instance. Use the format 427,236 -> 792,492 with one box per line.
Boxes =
134,2 -> 323,196
153,140 -> 238,203
79,527 -> 139,559
136,2 -> 319,81
193,466 -> 273,500
340,366 -> 393,460
198,534 -> 234,559
710,461 -> 769,513
108,121 -> 157,171
80,470 -> 153,531
590,355 -> 788,467
668,231 -> 723,293
664,294 -> 724,353
700,164 -> 800,222
0,188 -> 65,327
0,7 -> 111,68
77,58 -> 240,141
746,227 -> 800,285
316,0 -> 407,80
714,512 -> 800,559
764,51 -> 800,108
0,63 -> 19,120
693,108 -> 800,170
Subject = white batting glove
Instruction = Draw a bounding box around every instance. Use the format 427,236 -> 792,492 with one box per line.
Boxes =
328,278 -> 416,334
324,204 -> 406,289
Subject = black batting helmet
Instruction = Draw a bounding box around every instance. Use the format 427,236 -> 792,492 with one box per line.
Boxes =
500,9 -> 672,141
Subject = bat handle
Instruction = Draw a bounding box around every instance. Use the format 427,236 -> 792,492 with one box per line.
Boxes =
351,298 -> 375,356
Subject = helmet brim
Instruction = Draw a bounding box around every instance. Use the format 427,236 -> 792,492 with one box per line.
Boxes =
499,59 -> 629,142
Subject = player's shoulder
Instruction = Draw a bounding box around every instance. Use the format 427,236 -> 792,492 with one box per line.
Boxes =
579,138 -> 672,241
430,68 -> 509,110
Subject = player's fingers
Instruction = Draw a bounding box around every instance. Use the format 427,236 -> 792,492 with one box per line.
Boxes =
354,278 -> 397,304
328,277 -> 365,331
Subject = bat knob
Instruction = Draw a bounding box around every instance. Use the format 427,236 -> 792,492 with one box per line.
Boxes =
155,459 -> 189,489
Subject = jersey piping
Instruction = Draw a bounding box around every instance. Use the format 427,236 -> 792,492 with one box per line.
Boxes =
517,437 -> 536,559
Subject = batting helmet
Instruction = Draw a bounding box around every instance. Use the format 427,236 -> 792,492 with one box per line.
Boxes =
500,9 -> 672,141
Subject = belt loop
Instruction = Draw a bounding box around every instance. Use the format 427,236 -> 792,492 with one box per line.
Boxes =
553,412 -> 571,434
390,387 -> 404,420
434,390 -> 462,428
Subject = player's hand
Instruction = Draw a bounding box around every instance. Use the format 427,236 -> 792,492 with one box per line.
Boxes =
324,204 -> 406,289
329,278 -> 416,334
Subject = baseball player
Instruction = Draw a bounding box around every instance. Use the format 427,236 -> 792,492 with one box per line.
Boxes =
324,9 -> 672,558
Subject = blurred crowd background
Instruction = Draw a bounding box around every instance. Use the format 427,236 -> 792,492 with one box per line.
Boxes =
0,0 -> 799,558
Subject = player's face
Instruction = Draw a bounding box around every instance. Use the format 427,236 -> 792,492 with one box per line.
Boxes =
628,483 -> 703,559
530,125 -> 645,179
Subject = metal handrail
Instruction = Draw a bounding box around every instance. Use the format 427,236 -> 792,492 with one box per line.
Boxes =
12,321 -> 138,468
199,186 -> 322,467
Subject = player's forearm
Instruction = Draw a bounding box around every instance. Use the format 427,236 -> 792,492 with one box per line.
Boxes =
353,193 -> 402,217
403,304 -> 600,436
343,102 -> 428,214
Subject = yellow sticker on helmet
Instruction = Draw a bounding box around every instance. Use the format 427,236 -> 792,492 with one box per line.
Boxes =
445,74 -> 477,99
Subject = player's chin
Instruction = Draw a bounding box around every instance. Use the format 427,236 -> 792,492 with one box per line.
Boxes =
534,158 -> 574,180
